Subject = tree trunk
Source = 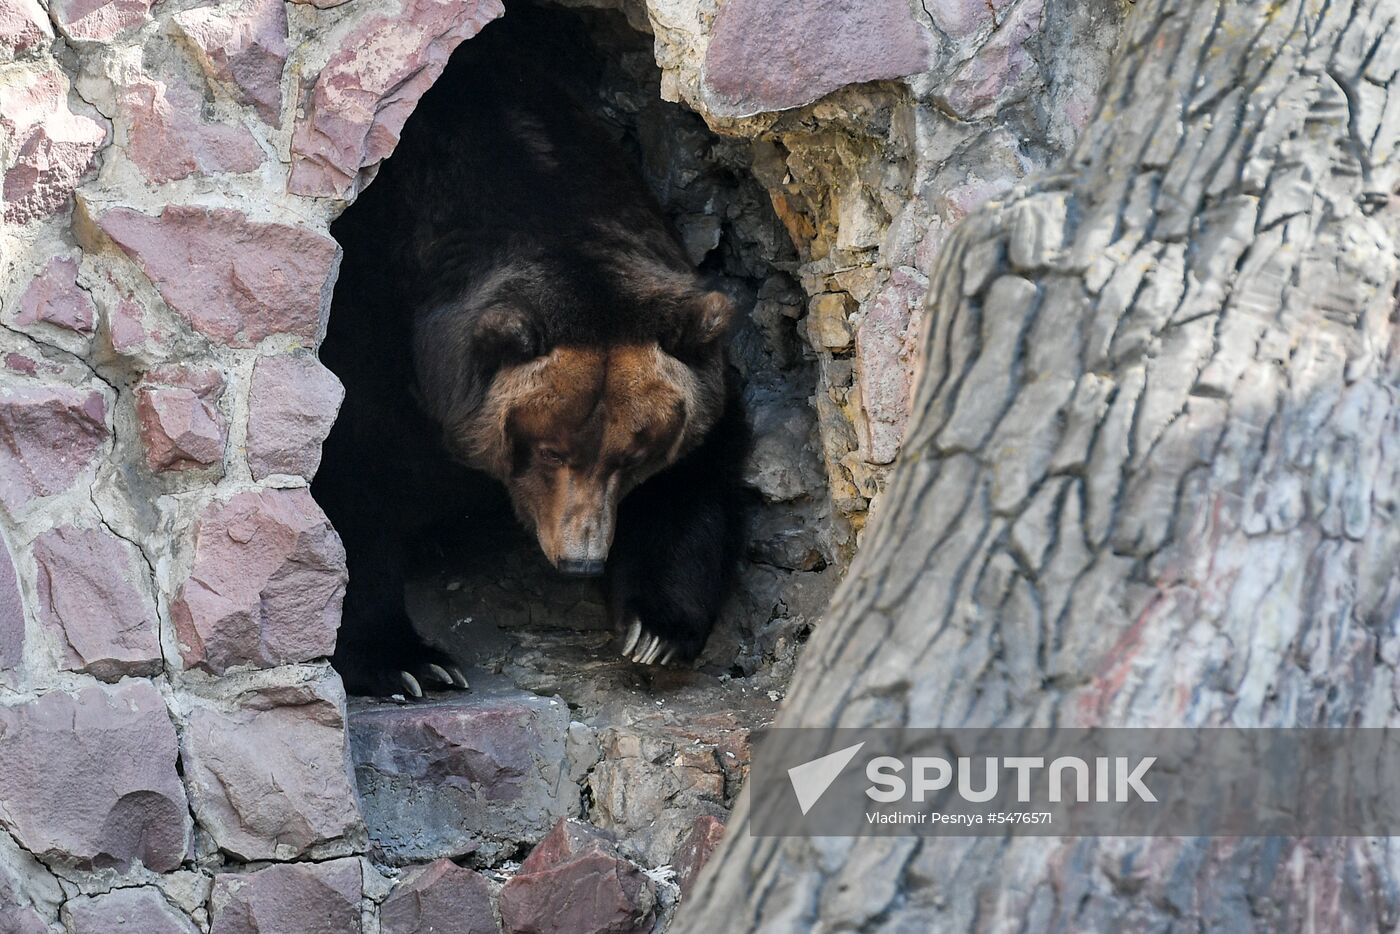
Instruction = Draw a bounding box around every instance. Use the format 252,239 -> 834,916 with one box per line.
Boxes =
677,0 -> 1400,929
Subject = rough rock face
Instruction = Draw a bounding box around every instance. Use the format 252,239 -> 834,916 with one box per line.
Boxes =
209,858 -> 362,934
940,0 -> 1045,120
99,205 -> 341,347
0,790 -> 64,930
50,0 -> 154,42
853,268 -> 928,465
0,903 -> 48,934
246,352 -> 345,480
288,0 -> 504,196
172,0 -> 289,125
136,386 -> 225,470
63,887 -> 198,934
172,488 -> 346,674
0,65 -> 106,223
587,714 -> 747,866
498,819 -> 657,934
0,907 -> 47,934
0,536 -> 24,672
0,680 -> 190,870
135,367 -> 227,472
179,675 -> 364,861
13,256 -> 96,334
117,74 -> 263,184
641,0 -> 1121,548
33,524 -> 161,679
0,0 -> 52,57
348,687 -> 583,864
380,859 -> 499,934
703,0 -> 930,116
0,383 -> 107,511
671,816 -> 725,896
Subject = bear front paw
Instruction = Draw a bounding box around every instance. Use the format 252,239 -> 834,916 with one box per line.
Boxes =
618,618 -> 697,666
395,660 -> 471,699
334,633 -> 470,698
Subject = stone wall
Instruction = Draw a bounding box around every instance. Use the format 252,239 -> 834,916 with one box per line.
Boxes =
0,0 -> 1122,930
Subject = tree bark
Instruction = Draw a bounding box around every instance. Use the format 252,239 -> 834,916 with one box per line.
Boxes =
676,0 -> 1400,929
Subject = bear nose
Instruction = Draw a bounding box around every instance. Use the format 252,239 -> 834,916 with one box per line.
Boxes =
556,558 -> 606,578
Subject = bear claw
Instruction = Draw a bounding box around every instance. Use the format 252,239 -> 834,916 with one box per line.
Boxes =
400,671 -> 424,698
399,664 -> 469,698
622,621 -> 643,656
621,622 -> 682,666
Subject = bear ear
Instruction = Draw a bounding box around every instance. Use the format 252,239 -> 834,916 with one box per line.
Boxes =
473,303 -> 541,365
414,301 -> 541,422
663,290 -> 736,358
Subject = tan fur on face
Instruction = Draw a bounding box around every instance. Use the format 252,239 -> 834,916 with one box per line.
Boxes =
452,343 -> 715,567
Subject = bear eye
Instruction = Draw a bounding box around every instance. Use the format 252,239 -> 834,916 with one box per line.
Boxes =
537,447 -> 567,467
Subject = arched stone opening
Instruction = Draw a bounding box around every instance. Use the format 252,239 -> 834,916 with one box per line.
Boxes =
318,1 -> 838,696
317,0 -> 839,892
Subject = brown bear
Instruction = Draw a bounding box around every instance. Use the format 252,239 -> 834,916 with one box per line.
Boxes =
313,23 -> 748,696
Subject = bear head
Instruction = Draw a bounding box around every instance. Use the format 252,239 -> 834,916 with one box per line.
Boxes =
413,282 -> 735,576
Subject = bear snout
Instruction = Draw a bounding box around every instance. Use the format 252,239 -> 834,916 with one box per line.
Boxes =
543,513 -> 612,573
556,558 -> 606,578
530,480 -> 618,577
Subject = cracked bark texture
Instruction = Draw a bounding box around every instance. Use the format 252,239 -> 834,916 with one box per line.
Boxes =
677,0 -> 1400,930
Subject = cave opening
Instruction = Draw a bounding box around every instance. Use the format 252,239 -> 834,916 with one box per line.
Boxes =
315,0 -> 837,717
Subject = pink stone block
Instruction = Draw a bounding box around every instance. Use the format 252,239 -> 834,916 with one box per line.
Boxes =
289,0 -> 503,197
855,269 -> 929,465
120,75 -> 262,183
136,387 -> 225,472
703,0 -> 930,116
134,366 -> 226,472
63,888 -> 197,934
108,294 -> 149,354
0,0 -> 53,57
174,0 -> 289,125
0,66 -> 106,224
33,525 -> 161,679
172,487 -> 346,674
0,535 -> 22,672
381,860 -> 497,934
0,383 -> 107,511
247,352 -> 344,480
499,819 -> 655,934
941,0 -> 1045,120
926,0 -> 997,39
182,678 -> 363,861
100,205 -> 340,347
0,681 -> 190,871
210,858 -> 362,933
13,256 -> 95,335
672,815 -> 726,896
50,0 -> 153,41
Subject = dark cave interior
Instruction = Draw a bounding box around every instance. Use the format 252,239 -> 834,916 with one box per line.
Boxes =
315,0 -> 837,697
